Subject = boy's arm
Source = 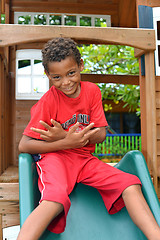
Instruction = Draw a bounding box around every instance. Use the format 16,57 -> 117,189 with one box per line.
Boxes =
31,120 -> 106,145
87,126 -> 106,144
19,122 -> 99,154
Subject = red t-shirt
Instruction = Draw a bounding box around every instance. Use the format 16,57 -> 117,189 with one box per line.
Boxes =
23,81 -> 108,153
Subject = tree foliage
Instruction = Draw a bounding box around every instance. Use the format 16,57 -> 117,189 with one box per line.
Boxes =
0,14 -> 5,23
78,44 -> 140,115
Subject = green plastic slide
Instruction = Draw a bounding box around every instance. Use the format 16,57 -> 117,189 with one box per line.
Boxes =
19,151 -> 160,240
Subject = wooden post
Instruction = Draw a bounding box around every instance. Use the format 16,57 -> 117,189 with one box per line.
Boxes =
139,72 -> 147,162
0,213 -> 2,240
0,48 -> 11,174
0,55 -> 2,175
0,54 -> 4,175
145,50 -> 157,191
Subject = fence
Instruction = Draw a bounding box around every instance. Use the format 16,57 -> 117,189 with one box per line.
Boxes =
94,134 -> 141,159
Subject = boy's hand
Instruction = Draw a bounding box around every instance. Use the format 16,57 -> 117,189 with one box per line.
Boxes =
31,119 -> 67,142
65,122 -> 100,148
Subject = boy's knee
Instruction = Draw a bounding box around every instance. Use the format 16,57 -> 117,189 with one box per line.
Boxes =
122,184 -> 141,198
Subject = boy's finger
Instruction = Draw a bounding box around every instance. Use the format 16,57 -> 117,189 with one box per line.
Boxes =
39,120 -> 51,130
39,134 -> 49,141
51,119 -> 61,127
31,127 -> 47,135
81,122 -> 95,134
84,128 -> 100,138
69,122 -> 80,133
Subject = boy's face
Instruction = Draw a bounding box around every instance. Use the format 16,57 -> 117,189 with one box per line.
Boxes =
46,56 -> 84,98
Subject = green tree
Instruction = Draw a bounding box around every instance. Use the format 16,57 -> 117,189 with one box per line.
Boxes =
78,44 -> 140,115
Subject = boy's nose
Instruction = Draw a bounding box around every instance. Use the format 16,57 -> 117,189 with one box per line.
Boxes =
62,77 -> 70,86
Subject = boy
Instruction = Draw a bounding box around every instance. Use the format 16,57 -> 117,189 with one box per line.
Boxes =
18,38 -> 160,240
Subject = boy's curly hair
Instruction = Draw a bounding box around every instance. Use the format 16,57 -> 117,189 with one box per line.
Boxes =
42,37 -> 81,73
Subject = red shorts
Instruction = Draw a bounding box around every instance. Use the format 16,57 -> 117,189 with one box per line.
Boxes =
36,150 -> 141,234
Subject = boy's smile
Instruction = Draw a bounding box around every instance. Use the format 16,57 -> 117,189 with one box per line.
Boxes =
46,56 -> 84,98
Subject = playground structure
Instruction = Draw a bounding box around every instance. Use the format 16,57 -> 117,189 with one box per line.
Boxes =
19,151 -> 160,240
0,0 -> 160,238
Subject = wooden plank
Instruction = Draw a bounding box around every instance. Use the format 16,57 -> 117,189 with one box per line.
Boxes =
0,55 -> 5,174
157,156 -> 160,177
0,166 -> 18,183
1,0 -> 5,14
145,51 -> 157,190
137,0 -> 160,7
9,46 -> 16,166
157,111 -> 160,125
139,73 -> 147,161
157,141 -> 160,155
0,201 -> 19,214
5,49 -> 11,169
0,214 -> 2,240
155,76 -> 160,91
2,213 -> 20,228
119,0 -> 137,28
156,92 -> 160,109
157,125 -> 160,139
81,73 -> 139,85
16,100 -> 36,165
0,25 -> 156,50
5,2 -> 10,24
0,183 -> 19,201
0,47 -> 11,173
11,0 -> 118,16
0,56 -> 2,175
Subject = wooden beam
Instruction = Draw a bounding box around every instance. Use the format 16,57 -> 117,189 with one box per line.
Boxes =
11,0 -> 118,16
5,1 -> 10,24
119,0 -> 137,28
139,74 -> 147,161
0,55 -> 4,175
9,46 -> 16,166
81,73 -> 139,85
0,25 -> 156,50
1,0 -> 5,14
137,0 -> 160,7
145,51 -> 157,191
134,48 -> 145,58
0,214 -> 2,240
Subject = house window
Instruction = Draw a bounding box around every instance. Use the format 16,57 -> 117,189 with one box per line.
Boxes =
14,12 -> 111,27
153,7 -> 160,76
16,49 -> 49,100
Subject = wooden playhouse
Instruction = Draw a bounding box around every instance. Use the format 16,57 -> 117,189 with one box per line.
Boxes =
0,0 -> 160,238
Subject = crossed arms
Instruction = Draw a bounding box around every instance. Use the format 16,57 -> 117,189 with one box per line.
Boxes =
19,119 -> 106,155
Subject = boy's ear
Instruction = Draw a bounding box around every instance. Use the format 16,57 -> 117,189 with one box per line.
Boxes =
80,59 -> 84,72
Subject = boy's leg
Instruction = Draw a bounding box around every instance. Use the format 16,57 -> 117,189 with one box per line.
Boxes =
122,185 -> 160,240
18,151 -> 79,239
17,200 -> 63,240
78,156 -> 160,239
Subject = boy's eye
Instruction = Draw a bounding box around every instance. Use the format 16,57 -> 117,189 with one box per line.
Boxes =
52,76 -> 60,81
68,71 -> 76,76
